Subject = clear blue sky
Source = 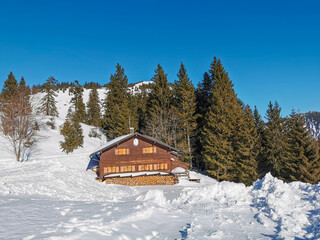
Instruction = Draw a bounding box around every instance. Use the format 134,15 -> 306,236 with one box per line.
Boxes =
0,0 -> 319,117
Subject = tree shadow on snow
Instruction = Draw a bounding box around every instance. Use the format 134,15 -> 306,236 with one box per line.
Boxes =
304,207 -> 320,238
251,178 -> 282,240
179,223 -> 191,240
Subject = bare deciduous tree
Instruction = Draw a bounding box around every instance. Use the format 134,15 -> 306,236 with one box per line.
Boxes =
0,91 -> 38,162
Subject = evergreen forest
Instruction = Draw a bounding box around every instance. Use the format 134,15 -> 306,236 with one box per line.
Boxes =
1,57 -> 320,185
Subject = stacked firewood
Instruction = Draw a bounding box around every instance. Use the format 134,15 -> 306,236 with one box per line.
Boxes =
104,174 -> 178,186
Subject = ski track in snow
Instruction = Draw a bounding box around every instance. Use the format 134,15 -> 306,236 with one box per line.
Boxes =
0,89 -> 320,239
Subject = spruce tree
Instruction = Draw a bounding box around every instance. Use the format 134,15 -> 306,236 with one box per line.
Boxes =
132,84 -> 151,131
73,120 -> 84,148
69,80 -> 86,123
261,101 -> 290,179
254,106 -> 266,177
42,76 -> 58,117
60,119 -> 83,153
1,72 -> 18,99
286,110 -> 319,183
194,72 -> 213,169
60,120 -> 76,154
18,77 -> 31,95
86,87 -> 101,127
128,93 -> 141,132
174,62 -> 197,164
143,64 -> 174,144
254,106 -> 265,135
200,57 -> 241,181
195,72 -> 213,133
310,140 -> 320,183
103,63 -> 131,139
233,104 -> 259,185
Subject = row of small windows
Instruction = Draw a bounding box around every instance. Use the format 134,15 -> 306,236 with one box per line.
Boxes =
115,147 -> 156,155
104,163 -> 168,174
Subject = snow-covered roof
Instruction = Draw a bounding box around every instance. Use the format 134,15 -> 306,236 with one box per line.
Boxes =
171,167 -> 188,173
90,132 -> 180,156
90,134 -> 132,156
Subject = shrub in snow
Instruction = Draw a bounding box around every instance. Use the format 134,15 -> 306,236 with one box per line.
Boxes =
88,128 -> 102,139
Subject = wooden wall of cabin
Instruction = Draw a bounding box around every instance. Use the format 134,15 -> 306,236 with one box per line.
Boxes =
99,135 -> 178,177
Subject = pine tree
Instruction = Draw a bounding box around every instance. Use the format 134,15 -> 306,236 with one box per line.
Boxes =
103,63 -> 131,139
86,87 -> 101,127
261,101 -> 290,179
69,80 -> 86,123
200,57 -> 241,181
174,62 -> 197,164
42,76 -> 58,117
143,64 -> 174,144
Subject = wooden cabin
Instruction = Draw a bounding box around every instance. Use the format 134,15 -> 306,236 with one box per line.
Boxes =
88,132 -> 189,185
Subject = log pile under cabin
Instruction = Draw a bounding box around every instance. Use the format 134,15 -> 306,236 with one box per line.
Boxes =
104,173 -> 178,186
87,132 -> 189,186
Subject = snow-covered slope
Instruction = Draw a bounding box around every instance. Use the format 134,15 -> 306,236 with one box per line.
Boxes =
305,111 -> 320,140
1,151 -> 319,239
0,87 -> 320,239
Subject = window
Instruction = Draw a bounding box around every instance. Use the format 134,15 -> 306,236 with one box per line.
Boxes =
115,148 -> 129,155
120,165 -> 136,172
138,164 -> 165,172
143,147 -> 157,154
104,166 -> 119,173
153,164 -> 159,170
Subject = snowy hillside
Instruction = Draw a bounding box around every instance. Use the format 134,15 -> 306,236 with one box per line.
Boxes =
0,87 -> 320,239
305,111 -> 320,140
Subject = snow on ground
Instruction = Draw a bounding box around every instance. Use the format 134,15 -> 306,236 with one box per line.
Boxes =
1,123 -> 319,239
0,88 -> 320,239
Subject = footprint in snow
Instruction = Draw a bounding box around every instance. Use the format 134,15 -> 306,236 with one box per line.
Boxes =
60,208 -> 70,216
69,217 -> 78,223
131,223 -> 139,229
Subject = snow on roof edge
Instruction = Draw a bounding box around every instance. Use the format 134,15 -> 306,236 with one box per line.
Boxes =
90,133 -> 133,156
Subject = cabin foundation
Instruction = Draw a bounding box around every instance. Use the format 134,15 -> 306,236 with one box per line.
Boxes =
104,173 -> 178,186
